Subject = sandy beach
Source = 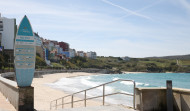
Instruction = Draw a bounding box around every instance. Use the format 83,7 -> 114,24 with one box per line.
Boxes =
32,72 -> 102,110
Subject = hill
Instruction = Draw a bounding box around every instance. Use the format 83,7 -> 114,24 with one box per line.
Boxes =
147,54 -> 190,60
53,56 -> 190,73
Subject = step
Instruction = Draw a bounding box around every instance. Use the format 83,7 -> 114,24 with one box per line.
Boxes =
58,105 -> 136,111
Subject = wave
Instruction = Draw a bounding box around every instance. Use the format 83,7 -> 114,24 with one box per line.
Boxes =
120,81 -> 134,85
136,82 -> 149,86
112,77 -> 120,81
120,81 -> 149,87
46,75 -> 134,107
81,78 -> 101,87
81,78 -> 115,94
120,90 -> 133,95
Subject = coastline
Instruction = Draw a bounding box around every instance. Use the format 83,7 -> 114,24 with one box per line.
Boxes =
32,72 -> 102,110
122,71 -> 145,74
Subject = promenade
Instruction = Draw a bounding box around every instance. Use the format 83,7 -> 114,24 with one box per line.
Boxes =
0,92 -> 16,111
59,105 -> 136,111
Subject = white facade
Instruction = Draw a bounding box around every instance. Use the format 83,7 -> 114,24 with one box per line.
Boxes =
121,56 -> 130,61
34,33 -> 42,46
77,51 -> 84,57
48,42 -> 54,51
69,49 -> 76,58
0,15 -> 16,49
87,51 -> 97,59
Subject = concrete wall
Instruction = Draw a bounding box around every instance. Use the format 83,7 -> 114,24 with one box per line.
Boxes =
0,76 -> 18,110
0,75 -> 34,111
135,87 -> 190,111
173,88 -> 190,111
135,88 -> 167,111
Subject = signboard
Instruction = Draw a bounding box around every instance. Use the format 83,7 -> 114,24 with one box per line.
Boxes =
14,15 -> 36,87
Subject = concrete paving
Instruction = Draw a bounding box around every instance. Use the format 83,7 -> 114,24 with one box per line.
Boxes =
58,105 -> 136,111
0,92 -> 16,111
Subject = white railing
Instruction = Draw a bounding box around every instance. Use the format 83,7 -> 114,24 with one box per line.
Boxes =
50,79 -> 136,110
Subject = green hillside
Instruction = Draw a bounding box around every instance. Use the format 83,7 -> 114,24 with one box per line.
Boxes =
1,52 -> 190,73
56,56 -> 190,73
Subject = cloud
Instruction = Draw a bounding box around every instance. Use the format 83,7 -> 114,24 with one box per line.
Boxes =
178,0 -> 190,12
101,0 -> 153,20
1,0 -> 190,57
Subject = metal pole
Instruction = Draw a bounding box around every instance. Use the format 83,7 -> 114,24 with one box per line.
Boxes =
62,97 -> 64,109
71,95 -> 74,108
103,85 -> 105,105
167,80 -> 173,111
133,81 -> 136,109
85,90 -> 87,107
50,102 -> 51,110
9,59 -> 10,72
56,100 -> 57,110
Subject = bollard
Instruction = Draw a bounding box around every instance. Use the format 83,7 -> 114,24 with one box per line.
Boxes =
166,80 -> 173,111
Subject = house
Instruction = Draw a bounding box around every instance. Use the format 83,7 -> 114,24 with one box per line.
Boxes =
87,51 -> 97,59
77,51 -> 84,57
121,56 -> 130,61
69,49 -> 76,58
34,32 -> 44,58
59,42 -> 69,51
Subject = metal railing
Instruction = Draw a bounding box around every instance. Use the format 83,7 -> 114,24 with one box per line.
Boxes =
50,79 -> 136,110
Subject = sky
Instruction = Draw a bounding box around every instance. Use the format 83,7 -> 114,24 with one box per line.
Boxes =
0,0 -> 190,57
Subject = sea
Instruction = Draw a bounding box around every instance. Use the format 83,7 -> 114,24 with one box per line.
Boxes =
47,73 -> 190,107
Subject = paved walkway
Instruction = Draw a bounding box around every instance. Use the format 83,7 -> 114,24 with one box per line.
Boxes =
0,92 -> 16,111
58,105 -> 136,111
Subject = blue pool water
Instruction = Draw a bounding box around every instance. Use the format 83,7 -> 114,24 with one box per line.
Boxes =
47,73 -> 190,106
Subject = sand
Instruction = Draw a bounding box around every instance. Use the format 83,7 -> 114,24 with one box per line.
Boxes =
32,72 -> 102,110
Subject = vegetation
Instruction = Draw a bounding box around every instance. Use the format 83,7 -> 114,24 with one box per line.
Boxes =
54,56 -> 190,73
1,52 -> 190,73
35,55 -> 47,69
0,53 -> 12,69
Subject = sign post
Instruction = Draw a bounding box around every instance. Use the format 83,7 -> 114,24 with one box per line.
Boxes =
14,15 -> 36,87
14,15 -> 35,111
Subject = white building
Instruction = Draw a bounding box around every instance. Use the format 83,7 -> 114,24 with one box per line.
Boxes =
87,51 -> 97,59
121,56 -> 130,61
34,32 -> 42,46
77,51 -> 84,57
48,41 -> 55,51
55,45 -> 60,54
69,49 -> 76,58
0,14 -> 16,50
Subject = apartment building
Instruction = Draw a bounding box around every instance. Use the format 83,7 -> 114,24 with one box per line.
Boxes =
0,14 -> 16,61
87,51 -> 97,59
59,42 -> 69,51
69,49 -> 76,58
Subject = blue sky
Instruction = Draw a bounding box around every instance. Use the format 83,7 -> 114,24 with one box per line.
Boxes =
0,0 -> 190,57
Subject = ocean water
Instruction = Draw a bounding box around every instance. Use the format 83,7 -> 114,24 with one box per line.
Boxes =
47,73 -> 190,107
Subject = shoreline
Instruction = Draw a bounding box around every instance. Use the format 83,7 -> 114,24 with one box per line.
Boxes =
31,71 -> 190,110
32,72 -> 102,110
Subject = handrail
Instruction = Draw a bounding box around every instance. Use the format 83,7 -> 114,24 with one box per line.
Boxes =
50,79 -> 136,110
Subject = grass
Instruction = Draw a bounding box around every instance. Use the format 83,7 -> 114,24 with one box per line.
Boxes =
51,63 -> 64,67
